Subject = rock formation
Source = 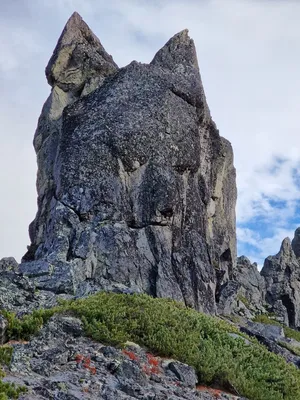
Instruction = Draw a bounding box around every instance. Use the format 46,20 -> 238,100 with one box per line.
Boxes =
261,237 -> 300,328
292,227 -> 300,257
217,256 -> 266,317
7,11 -> 300,329
4,12 -> 300,399
20,12 -> 237,314
218,229 -> 300,329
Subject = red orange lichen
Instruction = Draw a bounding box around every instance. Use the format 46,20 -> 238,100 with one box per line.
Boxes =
75,354 -> 96,375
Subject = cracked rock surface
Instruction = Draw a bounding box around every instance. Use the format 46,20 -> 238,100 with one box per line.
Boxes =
21,12 -> 237,313
261,237 -> 300,328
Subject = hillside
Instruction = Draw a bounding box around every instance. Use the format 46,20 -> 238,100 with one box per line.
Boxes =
1,12 -> 300,400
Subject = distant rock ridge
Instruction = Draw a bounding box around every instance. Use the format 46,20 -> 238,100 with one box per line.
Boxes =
19,12 -> 237,314
261,236 -> 300,327
217,228 -> 300,329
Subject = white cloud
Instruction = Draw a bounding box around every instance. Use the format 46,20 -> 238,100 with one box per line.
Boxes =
238,225 -> 298,268
0,23 -> 42,74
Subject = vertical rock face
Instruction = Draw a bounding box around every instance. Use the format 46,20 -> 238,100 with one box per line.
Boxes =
27,11 -> 118,268
217,256 -> 266,317
292,227 -> 300,258
233,256 -> 265,307
261,238 -> 300,328
21,13 -> 237,313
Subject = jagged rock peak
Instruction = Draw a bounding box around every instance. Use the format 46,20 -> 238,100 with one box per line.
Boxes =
151,29 -> 199,71
261,237 -> 300,327
45,11 -> 118,92
292,227 -> 300,258
22,14 -> 237,314
152,29 -> 210,119
280,237 -> 295,258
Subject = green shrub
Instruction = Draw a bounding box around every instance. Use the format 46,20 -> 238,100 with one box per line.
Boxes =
284,326 -> 300,342
0,348 -> 12,367
1,307 -> 59,341
0,346 -> 27,398
278,341 -> 300,356
0,380 -> 26,399
237,294 -> 250,308
253,314 -> 300,342
253,313 -> 282,326
3,293 -> 300,399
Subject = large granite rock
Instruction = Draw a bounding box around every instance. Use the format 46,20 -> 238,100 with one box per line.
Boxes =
217,256 -> 266,317
292,227 -> 300,258
261,237 -> 300,328
233,256 -> 265,307
21,13 -> 236,313
240,321 -> 300,368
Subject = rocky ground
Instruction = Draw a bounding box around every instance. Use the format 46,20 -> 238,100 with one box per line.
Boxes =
0,257 -> 246,399
2,314 -> 243,400
3,255 -> 300,399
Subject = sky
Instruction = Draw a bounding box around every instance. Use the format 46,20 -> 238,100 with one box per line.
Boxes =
0,0 -> 300,267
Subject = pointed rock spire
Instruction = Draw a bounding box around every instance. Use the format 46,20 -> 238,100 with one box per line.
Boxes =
151,29 -> 199,72
151,29 -> 210,119
279,237 -> 295,258
45,11 -> 118,93
292,227 -> 300,258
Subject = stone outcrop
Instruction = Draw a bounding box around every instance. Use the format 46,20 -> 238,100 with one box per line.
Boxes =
21,13 -> 237,313
0,257 -> 70,315
217,256 -> 266,317
217,228 -> 300,329
233,256 -> 265,308
240,321 -> 300,368
292,227 -> 300,258
261,237 -> 300,328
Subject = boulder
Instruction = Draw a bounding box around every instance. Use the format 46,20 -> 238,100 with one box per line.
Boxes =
0,257 -> 18,272
241,321 -> 284,342
167,361 -> 198,388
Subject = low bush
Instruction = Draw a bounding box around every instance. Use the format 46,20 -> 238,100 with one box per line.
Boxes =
0,348 -> 12,367
278,341 -> 300,357
0,345 -> 26,398
2,293 -> 300,399
253,313 -> 300,342
253,313 -> 282,326
284,326 -> 300,342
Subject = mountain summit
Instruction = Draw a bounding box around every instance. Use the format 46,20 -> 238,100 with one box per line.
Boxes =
21,13 -> 237,314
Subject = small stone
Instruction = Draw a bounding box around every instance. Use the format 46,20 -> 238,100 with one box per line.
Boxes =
167,361 -> 198,388
0,257 -> 18,272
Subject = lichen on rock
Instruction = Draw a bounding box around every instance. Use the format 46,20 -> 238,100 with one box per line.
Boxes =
21,13 -> 237,314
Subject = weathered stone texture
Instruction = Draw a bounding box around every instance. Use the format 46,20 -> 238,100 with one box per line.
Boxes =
217,256 -> 266,317
22,14 -> 237,313
261,237 -> 300,328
